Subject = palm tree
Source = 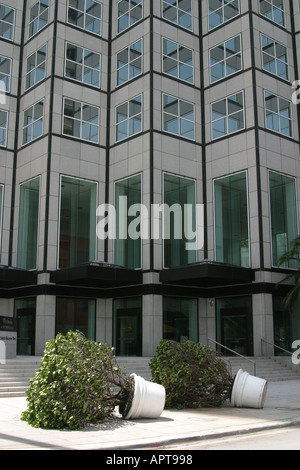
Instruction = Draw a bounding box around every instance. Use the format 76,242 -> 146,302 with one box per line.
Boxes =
278,236 -> 300,307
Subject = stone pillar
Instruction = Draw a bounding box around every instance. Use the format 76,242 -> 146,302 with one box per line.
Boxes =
252,293 -> 274,356
142,294 -> 162,357
35,295 -> 56,356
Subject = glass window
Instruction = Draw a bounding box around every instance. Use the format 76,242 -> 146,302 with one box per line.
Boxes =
22,100 -> 44,145
273,296 -> 300,354
0,184 -> 4,250
259,0 -> 285,27
163,38 -> 194,84
25,45 -> 47,90
14,298 -> 36,355
58,176 -> 97,268
117,39 -> 142,86
214,171 -> 250,267
113,297 -> 142,356
0,55 -> 11,93
65,42 -> 100,88
116,94 -> 142,141
162,0 -> 192,31
0,109 -> 7,147
118,0 -> 143,33
163,173 -> 196,268
163,94 -> 195,140
210,35 -> 242,83
67,0 -> 102,35
56,298 -> 96,341
216,296 -> 253,356
63,97 -> 99,143
264,91 -> 292,137
208,0 -> 239,30
212,91 -> 244,139
261,35 -> 288,80
115,174 -> 142,269
269,171 -> 298,268
163,297 -> 198,343
0,4 -> 15,41
16,177 -> 40,270
29,0 -> 49,38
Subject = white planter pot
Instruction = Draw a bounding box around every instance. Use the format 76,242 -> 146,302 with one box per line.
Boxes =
124,373 -> 166,420
231,369 -> 268,409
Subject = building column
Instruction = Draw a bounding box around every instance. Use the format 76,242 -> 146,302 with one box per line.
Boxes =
96,298 -> 112,345
142,294 -> 162,357
35,295 -> 56,356
252,293 -> 274,356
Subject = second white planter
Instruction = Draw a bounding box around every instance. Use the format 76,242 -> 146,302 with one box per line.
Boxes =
231,369 -> 268,409
124,373 -> 166,420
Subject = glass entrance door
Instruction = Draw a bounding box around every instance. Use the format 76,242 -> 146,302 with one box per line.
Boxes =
216,297 -> 253,356
15,298 -> 36,356
113,298 -> 142,356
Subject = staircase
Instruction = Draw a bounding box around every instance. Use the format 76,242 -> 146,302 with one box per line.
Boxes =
0,357 -> 42,398
117,357 -> 152,381
1,355 -> 299,398
222,356 -> 300,382
0,356 -> 153,398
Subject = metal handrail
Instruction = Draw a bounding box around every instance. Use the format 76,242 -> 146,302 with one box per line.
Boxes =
261,338 -> 293,356
208,337 -> 257,376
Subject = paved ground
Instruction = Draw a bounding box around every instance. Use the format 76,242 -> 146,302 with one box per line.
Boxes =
0,379 -> 299,450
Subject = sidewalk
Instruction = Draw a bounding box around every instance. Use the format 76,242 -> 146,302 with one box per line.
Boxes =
0,379 -> 299,450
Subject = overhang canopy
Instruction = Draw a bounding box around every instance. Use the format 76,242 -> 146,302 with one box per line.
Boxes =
159,262 -> 255,287
0,266 -> 37,288
50,262 -> 143,288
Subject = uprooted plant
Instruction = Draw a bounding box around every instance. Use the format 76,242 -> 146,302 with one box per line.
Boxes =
21,331 -> 134,430
150,339 -> 233,409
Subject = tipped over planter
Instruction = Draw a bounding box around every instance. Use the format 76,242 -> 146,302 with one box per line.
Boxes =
231,369 -> 268,409
121,374 -> 166,420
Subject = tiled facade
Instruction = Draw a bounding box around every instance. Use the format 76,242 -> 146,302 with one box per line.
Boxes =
0,0 -> 300,358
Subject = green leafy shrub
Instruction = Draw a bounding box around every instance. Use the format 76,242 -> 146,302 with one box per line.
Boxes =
21,331 -> 133,430
150,340 -> 233,409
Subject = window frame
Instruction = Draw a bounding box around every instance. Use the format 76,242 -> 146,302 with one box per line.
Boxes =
264,90 -> 293,137
22,99 -> 44,146
208,0 -> 240,31
213,170 -> 251,268
57,174 -> 98,269
0,4 -> 15,41
0,108 -> 8,147
210,34 -> 242,84
117,0 -> 143,34
16,176 -> 41,271
115,94 -> 143,142
162,37 -> 194,84
116,38 -> 143,87
62,97 -> 100,143
25,44 -> 47,91
114,172 -> 143,269
268,170 -> 298,269
64,41 -> 101,88
162,93 -> 195,140
67,0 -> 102,36
211,90 -> 245,140
259,0 -> 285,27
161,0 -> 193,31
0,55 -> 12,94
28,0 -> 49,39
261,34 -> 289,81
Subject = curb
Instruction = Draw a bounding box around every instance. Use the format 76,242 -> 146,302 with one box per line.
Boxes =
88,418 -> 300,450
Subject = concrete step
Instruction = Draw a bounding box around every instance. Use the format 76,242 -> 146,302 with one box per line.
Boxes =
222,356 -> 300,382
